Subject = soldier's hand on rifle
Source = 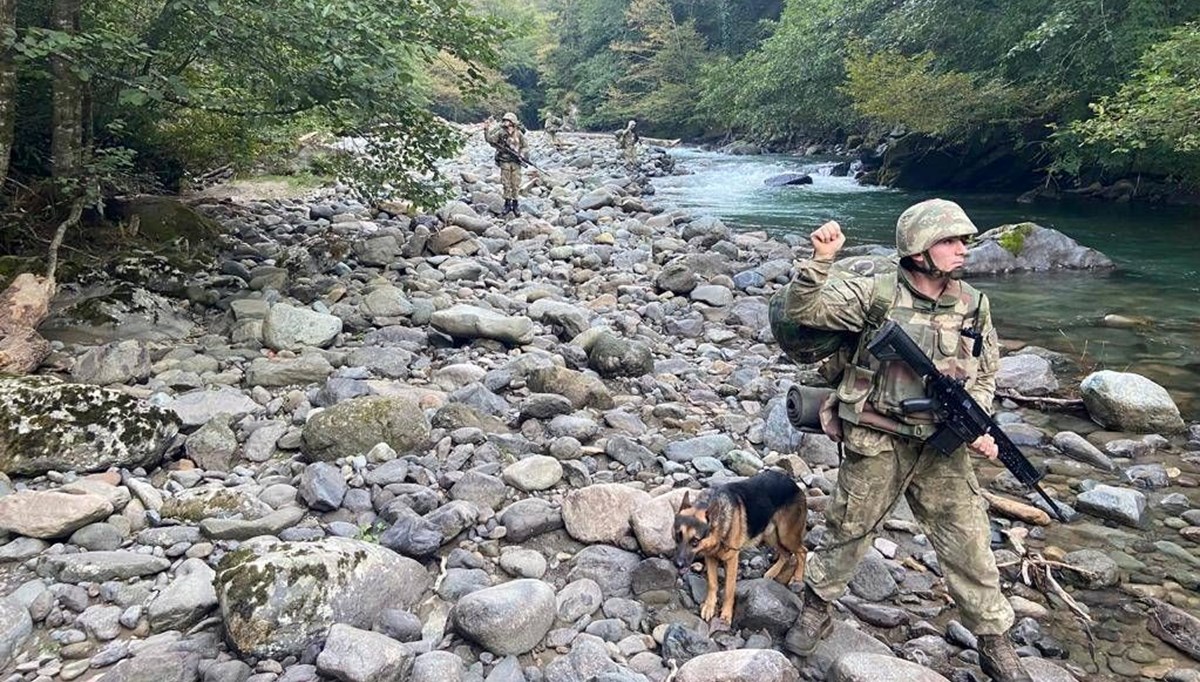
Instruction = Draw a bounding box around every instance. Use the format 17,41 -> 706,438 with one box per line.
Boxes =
968,433 -> 999,460
811,220 -> 846,260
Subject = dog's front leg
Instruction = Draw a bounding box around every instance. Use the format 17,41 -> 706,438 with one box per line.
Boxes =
700,556 -> 719,621
719,552 -> 739,623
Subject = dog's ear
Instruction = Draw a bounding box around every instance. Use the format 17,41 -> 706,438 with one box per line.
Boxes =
679,491 -> 691,511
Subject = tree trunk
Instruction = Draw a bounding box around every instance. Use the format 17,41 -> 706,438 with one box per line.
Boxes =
0,0 -> 15,190
50,0 -> 82,179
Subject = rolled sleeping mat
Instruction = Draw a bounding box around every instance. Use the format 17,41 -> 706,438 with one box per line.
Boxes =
786,385 -> 834,433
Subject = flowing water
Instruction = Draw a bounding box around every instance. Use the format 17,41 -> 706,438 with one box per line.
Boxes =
654,148 -> 1200,418
655,149 -> 1200,678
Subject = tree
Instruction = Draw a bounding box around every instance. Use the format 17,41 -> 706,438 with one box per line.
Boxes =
0,0 -> 13,190
600,0 -> 712,135
49,0 -> 81,180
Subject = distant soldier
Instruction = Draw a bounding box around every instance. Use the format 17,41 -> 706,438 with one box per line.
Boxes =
614,119 -> 640,167
485,112 -> 529,217
544,112 -> 564,148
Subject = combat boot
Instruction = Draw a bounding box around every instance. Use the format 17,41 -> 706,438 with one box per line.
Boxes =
977,634 -> 1033,682
502,199 -> 514,216
785,584 -> 832,656
511,200 -> 521,217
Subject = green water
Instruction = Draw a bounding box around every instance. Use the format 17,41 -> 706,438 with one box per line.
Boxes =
655,149 -> 1200,419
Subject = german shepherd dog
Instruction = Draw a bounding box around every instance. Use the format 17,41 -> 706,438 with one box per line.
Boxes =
673,469 -> 808,624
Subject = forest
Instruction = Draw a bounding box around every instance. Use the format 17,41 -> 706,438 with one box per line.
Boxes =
1,0 -> 1199,216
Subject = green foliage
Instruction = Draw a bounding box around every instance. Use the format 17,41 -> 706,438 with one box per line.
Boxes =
6,0 -> 502,203
323,110 -> 465,209
841,42 -> 1035,138
597,0 -> 713,136
1068,21 -> 1200,155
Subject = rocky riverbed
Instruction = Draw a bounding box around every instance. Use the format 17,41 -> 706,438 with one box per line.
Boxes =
1,129 -> 1199,682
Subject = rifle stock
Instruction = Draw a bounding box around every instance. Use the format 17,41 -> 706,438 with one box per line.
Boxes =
867,321 -> 1068,522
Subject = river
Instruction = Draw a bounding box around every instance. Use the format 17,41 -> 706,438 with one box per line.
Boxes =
653,149 -> 1200,418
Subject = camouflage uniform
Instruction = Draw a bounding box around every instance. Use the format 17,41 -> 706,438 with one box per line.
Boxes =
486,112 -> 528,215
785,200 -> 1017,647
615,120 -> 639,166
544,113 -> 564,147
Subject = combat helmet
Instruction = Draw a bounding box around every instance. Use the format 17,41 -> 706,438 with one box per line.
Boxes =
895,198 -> 977,257
501,112 -> 519,124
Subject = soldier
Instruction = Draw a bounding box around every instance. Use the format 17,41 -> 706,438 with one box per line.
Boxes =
614,119 -> 639,167
485,112 -> 528,217
783,199 -> 1032,682
544,112 -> 564,148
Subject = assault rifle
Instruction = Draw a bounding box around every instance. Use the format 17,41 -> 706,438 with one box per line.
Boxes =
494,140 -> 543,172
867,321 -> 1068,522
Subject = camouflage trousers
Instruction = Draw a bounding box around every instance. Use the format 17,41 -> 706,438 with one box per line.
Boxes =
499,162 -> 522,200
622,145 -> 637,165
806,433 -> 1015,635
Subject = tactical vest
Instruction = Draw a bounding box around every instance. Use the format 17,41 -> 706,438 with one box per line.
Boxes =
835,274 -> 984,439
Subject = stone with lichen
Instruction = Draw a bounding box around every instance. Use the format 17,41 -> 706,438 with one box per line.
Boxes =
216,537 -> 430,658
0,376 -> 178,476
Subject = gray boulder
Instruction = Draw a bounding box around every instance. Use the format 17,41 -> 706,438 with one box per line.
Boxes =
588,333 -> 654,378
317,623 -> 413,682
1075,484 -> 1146,528
966,223 -> 1113,274
450,579 -> 556,655
302,395 -> 431,462
70,339 -> 152,385
0,598 -> 33,669
430,305 -> 533,346
562,484 -> 651,544
1080,370 -> 1184,433
0,376 -> 177,476
676,650 -> 797,682
828,653 -> 949,682
0,490 -> 113,539
147,558 -> 218,631
217,538 -> 429,658
263,303 -> 343,351
996,355 -> 1059,396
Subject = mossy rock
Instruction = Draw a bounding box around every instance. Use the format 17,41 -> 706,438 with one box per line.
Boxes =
0,376 -> 179,476
996,222 -> 1036,256
111,195 -> 223,250
216,537 -> 430,658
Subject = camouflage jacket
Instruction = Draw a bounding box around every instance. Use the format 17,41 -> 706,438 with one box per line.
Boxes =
486,125 -> 528,165
615,128 -> 639,149
784,257 -> 999,449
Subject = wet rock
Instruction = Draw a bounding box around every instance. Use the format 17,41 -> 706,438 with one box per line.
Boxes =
828,653 -> 948,681
499,499 -> 563,542
1075,484 -> 1147,528
1080,370 -> 1185,433
1050,432 -> 1114,472
588,333 -> 654,378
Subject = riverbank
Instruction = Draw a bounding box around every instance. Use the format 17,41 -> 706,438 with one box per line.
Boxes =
0,130 -> 1198,682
